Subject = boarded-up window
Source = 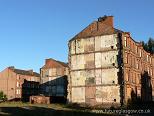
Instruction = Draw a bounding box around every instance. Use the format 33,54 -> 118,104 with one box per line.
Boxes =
51,68 -> 56,76
57,68 -> 62,75
95,69 -> 102,84
101,51 -> 118,67
100,35 -> 117,49
85,70 -> 95,85
85,54 -> 94,68
71,40 -> 76,54
76,39 -> 84,53
84,38 -> 94,52
95,53 -> 102,68
85,44 -> 94,52
85,77 -> 95,85
85,86 -> 95,98
95,36 -> 101,51
44,70 -> 49,77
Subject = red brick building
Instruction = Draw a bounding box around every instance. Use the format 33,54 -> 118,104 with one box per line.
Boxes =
0,66 -> 40,101
123,32 -> 154,103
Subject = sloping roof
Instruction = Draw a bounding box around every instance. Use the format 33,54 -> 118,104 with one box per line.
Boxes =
42,58 -> 68,69
69,16 -> 123,42
9,67 -> 40,77
55,60 -> 68,67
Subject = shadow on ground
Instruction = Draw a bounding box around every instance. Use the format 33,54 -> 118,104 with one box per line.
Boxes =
0,106 -> 114,116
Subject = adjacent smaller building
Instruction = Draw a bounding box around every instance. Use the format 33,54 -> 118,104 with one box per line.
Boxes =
40,58 -> 68,102
0,66 -> 40,101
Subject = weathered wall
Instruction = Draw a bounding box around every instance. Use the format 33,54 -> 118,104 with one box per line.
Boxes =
70,34 -> 118,55
95,86 -> 120,103
40,59 -> 68,98
95,35 -> 118,51
69,34 -> 121,106
71,87 -> 85,103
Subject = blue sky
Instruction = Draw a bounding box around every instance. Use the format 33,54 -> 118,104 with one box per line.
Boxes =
0,0 -> 154,72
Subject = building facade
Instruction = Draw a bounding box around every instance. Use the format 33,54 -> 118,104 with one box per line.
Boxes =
68,16 -> 154,106
0,66 -> 40,101
123,32 -> 154,103
40,58 -> 68,102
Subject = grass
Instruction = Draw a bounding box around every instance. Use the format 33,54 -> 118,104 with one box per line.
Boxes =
0,102 -> 117,116
0,101 -> 154,116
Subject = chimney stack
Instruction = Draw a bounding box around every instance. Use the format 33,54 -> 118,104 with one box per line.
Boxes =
9,66 -> 15,70
98,15 -> 113,27
45,59 -> 52,65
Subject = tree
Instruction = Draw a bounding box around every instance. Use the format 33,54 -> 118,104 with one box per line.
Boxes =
142,38 -> 154,54
0,91 -> 7,101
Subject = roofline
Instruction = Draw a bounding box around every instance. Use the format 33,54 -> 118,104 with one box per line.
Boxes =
41,58 -> 68,69
7,66 -> 40,77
